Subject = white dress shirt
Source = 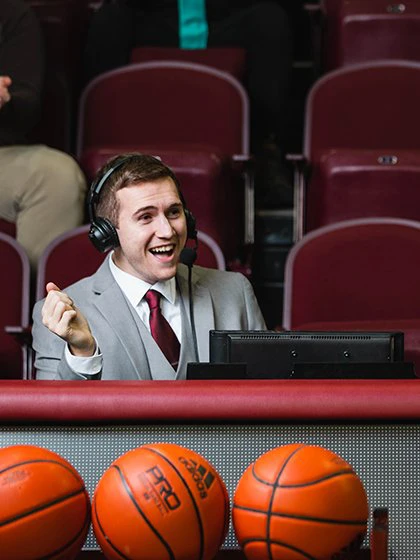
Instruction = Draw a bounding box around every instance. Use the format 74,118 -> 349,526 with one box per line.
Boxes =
65,253 -> 182,375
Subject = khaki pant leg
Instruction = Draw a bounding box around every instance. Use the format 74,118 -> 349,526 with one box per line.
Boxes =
0,145 -> 87,270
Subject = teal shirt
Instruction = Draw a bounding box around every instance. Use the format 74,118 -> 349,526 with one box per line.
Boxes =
178,0 -> 208,49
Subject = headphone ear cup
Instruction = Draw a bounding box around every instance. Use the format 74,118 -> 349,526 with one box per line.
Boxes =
185,209 -> 197,240
89,217 -> 120,253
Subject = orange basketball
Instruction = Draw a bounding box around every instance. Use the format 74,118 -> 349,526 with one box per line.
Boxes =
92,443 -> 229,560
232,444 -> 369,560
0,444 -> 91,560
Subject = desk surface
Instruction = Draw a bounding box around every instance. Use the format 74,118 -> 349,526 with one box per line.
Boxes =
0,379 -> 419,422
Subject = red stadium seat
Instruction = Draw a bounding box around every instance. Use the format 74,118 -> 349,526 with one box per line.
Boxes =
305,149 -> 420,232
130,47 -> 246,81
36,225 -> 225,301
0,233 -> 31,380
291,61 -> 420,238
282,218 -> 420,373
36,224 -> 106,300
76,62 -> 252,264
0,219 -> 16,238
321,0 -> 420,71
195,230 -> 226,270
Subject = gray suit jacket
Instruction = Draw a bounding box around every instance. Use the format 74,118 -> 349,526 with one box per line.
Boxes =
32,261 -> 266,380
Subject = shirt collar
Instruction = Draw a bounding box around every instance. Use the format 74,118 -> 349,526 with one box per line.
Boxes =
108,252 -> 177,308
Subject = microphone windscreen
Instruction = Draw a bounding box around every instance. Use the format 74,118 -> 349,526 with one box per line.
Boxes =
180,247 -> 197,267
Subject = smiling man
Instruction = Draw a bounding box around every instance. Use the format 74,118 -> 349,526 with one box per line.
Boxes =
32,153 -> 266,380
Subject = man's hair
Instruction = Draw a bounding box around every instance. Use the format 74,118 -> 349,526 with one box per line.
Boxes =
93,153 -> 184,227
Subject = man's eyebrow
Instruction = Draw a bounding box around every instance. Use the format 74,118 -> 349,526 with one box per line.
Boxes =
132,205 -> 156,217
132,202 -> 182,217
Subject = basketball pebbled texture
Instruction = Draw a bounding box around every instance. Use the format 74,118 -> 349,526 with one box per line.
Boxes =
92,443 -> 230,560
0,444 -> 91,560
232,443 -> 369,560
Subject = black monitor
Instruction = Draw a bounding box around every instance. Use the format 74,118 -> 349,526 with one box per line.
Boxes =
208,330 -> 409,379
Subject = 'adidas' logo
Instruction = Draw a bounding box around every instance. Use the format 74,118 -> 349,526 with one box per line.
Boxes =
178,456 -> 215,499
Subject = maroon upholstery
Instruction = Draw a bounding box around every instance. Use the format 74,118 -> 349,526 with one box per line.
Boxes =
77,62 -> 250,260
0,380 -> 419,422
36,224 -> 225,302
0,234 -> 31,380
283,218 -> 420,372
0,219 -> 16,238
322,0 -> 420,70
130,47 -> 246,82
35,224 -> 106,300
306,149 -> 420,231
305,61 -> 420,159
284,218 -> 420,329
297,61 -> 420,237
77,62 -> 248,158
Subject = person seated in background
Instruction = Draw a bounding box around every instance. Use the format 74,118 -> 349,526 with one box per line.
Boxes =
32,153 -> 266,380
84,0 -> 299,208
0,0 -> 86,272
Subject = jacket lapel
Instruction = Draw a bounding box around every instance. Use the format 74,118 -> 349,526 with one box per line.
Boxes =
90,261 -> 151,379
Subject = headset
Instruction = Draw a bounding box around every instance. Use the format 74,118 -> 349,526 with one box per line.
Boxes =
87,154 -> 198,263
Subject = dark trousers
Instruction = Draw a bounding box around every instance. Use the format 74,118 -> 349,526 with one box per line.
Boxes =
84,1 -> 293,153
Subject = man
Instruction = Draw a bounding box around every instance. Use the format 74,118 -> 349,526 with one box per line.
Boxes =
32,153 -> 266,380
0,0 -> 86,271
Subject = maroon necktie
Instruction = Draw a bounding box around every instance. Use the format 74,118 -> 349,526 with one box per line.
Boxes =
145,289 -> 180,369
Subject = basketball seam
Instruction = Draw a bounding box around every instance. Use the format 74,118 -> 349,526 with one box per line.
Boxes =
114,464 -> 176,560
92,497 -> 130,560
241,537 -> 317,560
232,504 -> 368,525
263,445 -> 305,560
0,487 -> 87,528
39,505 -> 91,560
142,446 -> 205,560
0,459 -> 83,479
252,468 -> 357,488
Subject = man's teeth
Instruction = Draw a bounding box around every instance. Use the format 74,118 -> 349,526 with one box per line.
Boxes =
151,246 -> 172,254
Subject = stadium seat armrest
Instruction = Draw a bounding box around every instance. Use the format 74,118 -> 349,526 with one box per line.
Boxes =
4,325 -> 33,380
286,154 -> 309,241
232,154 -> 255,246
5,325 -> 32,346
304,3 -> 321,14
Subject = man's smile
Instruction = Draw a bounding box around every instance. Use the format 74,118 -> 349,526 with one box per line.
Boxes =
149,244 -> 176,257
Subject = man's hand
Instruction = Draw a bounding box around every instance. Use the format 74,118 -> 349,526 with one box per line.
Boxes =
0,76 -> 12,109
42,282 -> 96,357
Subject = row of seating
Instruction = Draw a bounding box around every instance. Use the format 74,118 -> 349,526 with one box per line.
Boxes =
6,216 -> 420,379
0,227 -> 226,380
23,1 -> 420,263
28,56 -> 420,267
290,59 -> 420,240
